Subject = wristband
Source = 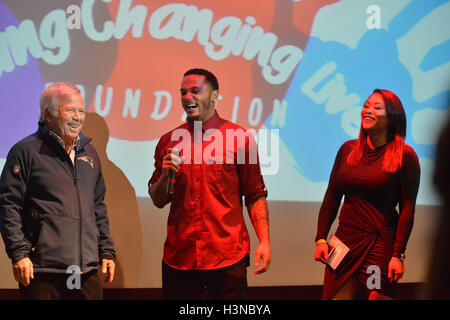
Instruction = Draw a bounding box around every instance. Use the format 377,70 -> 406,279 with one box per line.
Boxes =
395,253 -> 405,262
316,239 -> 327,245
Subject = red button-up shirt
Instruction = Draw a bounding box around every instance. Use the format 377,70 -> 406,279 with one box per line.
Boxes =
149,112 -> 268,270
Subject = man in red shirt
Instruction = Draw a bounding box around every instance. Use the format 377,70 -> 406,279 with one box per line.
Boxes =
148,68 -> 270,299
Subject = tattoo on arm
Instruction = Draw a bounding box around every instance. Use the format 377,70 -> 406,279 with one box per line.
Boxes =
248,197 -> 270,243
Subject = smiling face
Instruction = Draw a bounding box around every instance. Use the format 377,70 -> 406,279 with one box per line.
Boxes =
45,94 -> 85,146
180,74 -> 218,123
361,92 -> 388,133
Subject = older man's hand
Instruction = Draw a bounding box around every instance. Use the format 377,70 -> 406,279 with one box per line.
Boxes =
13,257 -> 34,286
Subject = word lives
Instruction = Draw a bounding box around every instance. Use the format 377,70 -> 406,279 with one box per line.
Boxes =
301,61 -> 361,138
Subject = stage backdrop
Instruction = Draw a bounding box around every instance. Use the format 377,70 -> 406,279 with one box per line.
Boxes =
0,0 -> 448,289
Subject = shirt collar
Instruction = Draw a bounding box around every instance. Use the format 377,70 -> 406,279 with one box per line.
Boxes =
187,111 -> 222,132
45,125 -> 80,150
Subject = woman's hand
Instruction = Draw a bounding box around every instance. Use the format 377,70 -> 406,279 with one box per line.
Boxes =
388,257 -> 405,283
314,242 -> 329,264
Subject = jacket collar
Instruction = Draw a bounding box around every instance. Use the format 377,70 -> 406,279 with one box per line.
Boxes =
37,122 -> 91,151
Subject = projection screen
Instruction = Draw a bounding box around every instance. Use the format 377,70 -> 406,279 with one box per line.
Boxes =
0,0 -> 448,289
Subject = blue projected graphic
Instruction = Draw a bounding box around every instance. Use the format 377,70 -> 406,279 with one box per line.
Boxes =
0,0 -> 449,204
268,0 -> 450,182
0,1 -> 44,158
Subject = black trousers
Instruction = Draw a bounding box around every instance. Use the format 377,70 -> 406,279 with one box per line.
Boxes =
162,255 -> 250,300
19,269 -> 103,300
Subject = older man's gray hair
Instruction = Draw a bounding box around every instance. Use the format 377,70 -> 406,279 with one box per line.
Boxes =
39,82 -> 81,123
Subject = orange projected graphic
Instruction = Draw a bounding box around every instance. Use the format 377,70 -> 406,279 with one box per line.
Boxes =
90,0 -> 329,141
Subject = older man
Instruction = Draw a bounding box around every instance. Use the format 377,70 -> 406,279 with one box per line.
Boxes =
0,82 -> 115,299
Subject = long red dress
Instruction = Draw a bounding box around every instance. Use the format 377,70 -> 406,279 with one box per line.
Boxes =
315,139 -> 420,299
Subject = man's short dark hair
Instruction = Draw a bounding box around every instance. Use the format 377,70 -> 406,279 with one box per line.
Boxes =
184,68 -> 219,91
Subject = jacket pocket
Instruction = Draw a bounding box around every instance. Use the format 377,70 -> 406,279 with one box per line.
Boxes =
81,213 -> 100,268
34,214 -> 80,270
23,208 -> 40,247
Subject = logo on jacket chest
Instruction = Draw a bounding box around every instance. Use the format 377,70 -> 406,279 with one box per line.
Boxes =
13,165 -> 21,174
78,155 -> 94,168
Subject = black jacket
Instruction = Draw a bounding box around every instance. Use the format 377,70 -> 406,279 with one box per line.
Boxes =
0,124 -> 115,274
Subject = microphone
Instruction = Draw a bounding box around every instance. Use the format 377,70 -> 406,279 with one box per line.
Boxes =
166,150 -> 180,196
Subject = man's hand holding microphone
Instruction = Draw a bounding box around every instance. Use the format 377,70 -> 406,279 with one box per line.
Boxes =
164,148 -> 181,196
149,147 -> 183,208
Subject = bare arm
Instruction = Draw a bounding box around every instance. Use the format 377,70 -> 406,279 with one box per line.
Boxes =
149,172 -> 171,209
247,197 -> 271,274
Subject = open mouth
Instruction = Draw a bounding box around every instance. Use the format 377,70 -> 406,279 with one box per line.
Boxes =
362,116 -> 375,121
67,123 -> 81,132
185,103 -> 199,114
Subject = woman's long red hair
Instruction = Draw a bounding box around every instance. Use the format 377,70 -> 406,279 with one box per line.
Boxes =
347,89 -> 407,173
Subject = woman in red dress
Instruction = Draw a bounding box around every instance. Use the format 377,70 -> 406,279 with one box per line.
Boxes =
314,89 -> 421,300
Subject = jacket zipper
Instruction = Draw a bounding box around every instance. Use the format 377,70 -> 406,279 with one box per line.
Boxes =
73,147 -> 84,274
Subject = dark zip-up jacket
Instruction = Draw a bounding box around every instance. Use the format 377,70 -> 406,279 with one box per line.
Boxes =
0,124 -> 115,274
